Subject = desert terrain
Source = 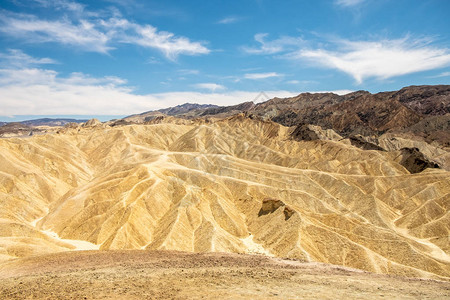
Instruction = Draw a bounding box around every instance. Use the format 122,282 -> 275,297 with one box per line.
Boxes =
0,250 -> 449,299
0,86 -> 449,298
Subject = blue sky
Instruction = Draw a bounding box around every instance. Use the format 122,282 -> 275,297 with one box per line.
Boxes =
0,0 -> 449,120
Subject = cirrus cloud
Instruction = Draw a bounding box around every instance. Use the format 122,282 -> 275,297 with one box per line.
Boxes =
244,72 -> 284,80
193,83 -> 226,91
242,33 -> 304,55
0,13 -> 112,53
290,37 -> 450,83
0,49 -> 58,67
335,0 -> 366,7
0,8 -> 210,60
217,16 -> 241,24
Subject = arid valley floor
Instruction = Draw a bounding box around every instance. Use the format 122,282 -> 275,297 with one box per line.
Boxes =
0,250 -> 449,299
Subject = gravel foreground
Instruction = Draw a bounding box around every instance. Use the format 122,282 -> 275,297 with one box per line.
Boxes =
0,250 -> 448,299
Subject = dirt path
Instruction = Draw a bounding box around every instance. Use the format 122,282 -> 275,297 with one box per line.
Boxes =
0,250 -> 449,299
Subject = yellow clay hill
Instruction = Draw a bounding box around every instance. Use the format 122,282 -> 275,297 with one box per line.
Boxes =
0,115 -> 449,280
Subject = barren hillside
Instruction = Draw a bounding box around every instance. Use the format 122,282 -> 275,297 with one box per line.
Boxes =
0,115 -> 448,281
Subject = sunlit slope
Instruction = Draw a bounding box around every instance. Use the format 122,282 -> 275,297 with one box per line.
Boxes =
0,116 -> 448,279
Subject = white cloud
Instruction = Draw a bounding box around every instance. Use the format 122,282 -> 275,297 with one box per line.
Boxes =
0,67 -> 154,115
193,83 -> 225,91
0,9 -> 210,59
64,72 -> 128,85
243,33 -> 304,55
0,13 -> 111,53
316,89 -> 353,95
244,72 -> 284,80
286,80 -> 300,84
293,37 -> 450,83
428,71 -> 450,78
0,59 -> 354,116
0,68 -> 58,86
335,0 -> 365,7
178,69 -> 200,75
286,80 -> 318,85
129,24 -> 210,60
0,61 -> 302,116
217,16 -> 240,24
146,56 -> 161,64
243,32 -> 450,84
32,0 -> 85,13
0,49 -> 57,67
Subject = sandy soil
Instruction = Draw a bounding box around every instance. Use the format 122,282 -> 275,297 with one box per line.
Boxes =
0,250 -> 448,299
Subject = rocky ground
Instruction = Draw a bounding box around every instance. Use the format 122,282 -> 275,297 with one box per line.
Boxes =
0,250 -> 448,299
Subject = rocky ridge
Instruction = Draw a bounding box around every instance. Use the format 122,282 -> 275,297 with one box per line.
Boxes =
124,85 -> 450,147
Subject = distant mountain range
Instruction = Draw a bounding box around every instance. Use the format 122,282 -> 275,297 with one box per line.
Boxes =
0,118 -> 88,127
125,85 -> 450,147
20,118 -> 89,126
0,118 -> 89,137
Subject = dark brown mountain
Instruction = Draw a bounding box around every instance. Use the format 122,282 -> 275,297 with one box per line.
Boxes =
122,85 -> 449,147
401,114 -> 450,147
159,103 -> 219,115
201,101 -> 255,117
392,85 -> 450,116
252,85 -> 449,145
125,103 -> 219,122
253,89 -> 423,136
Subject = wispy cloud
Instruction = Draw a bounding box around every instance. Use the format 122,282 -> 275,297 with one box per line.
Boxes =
217,16 -> 241,24
0,49 -> 57,67
0,6 -> 210,59
0,68 -> 149,115
286,80 -> 300,84
64,72 -> 127,85
32,0 -> 86,13
428,71 -> 450,78
128,23 -> 210,60
335,0 -> 366,7
0,63 -> 298,116
291,37 -> 450,83
242,33 -> 304,55
146,56 -> 161,64
0,12 -> 112,53
0,52 -> 355,116
244,72 -> 284,80
243,31 -> 450,84
178,69 -> 200,75
285,80 -> 319,86
193,83 -> 225,91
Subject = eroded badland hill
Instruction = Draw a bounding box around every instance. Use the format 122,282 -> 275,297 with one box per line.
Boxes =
0,85 -> 449,298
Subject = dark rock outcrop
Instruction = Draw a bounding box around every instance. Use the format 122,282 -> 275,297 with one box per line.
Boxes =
258,198 -> 295,221
348,135 -> 385,151
398,147 -> 440,173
